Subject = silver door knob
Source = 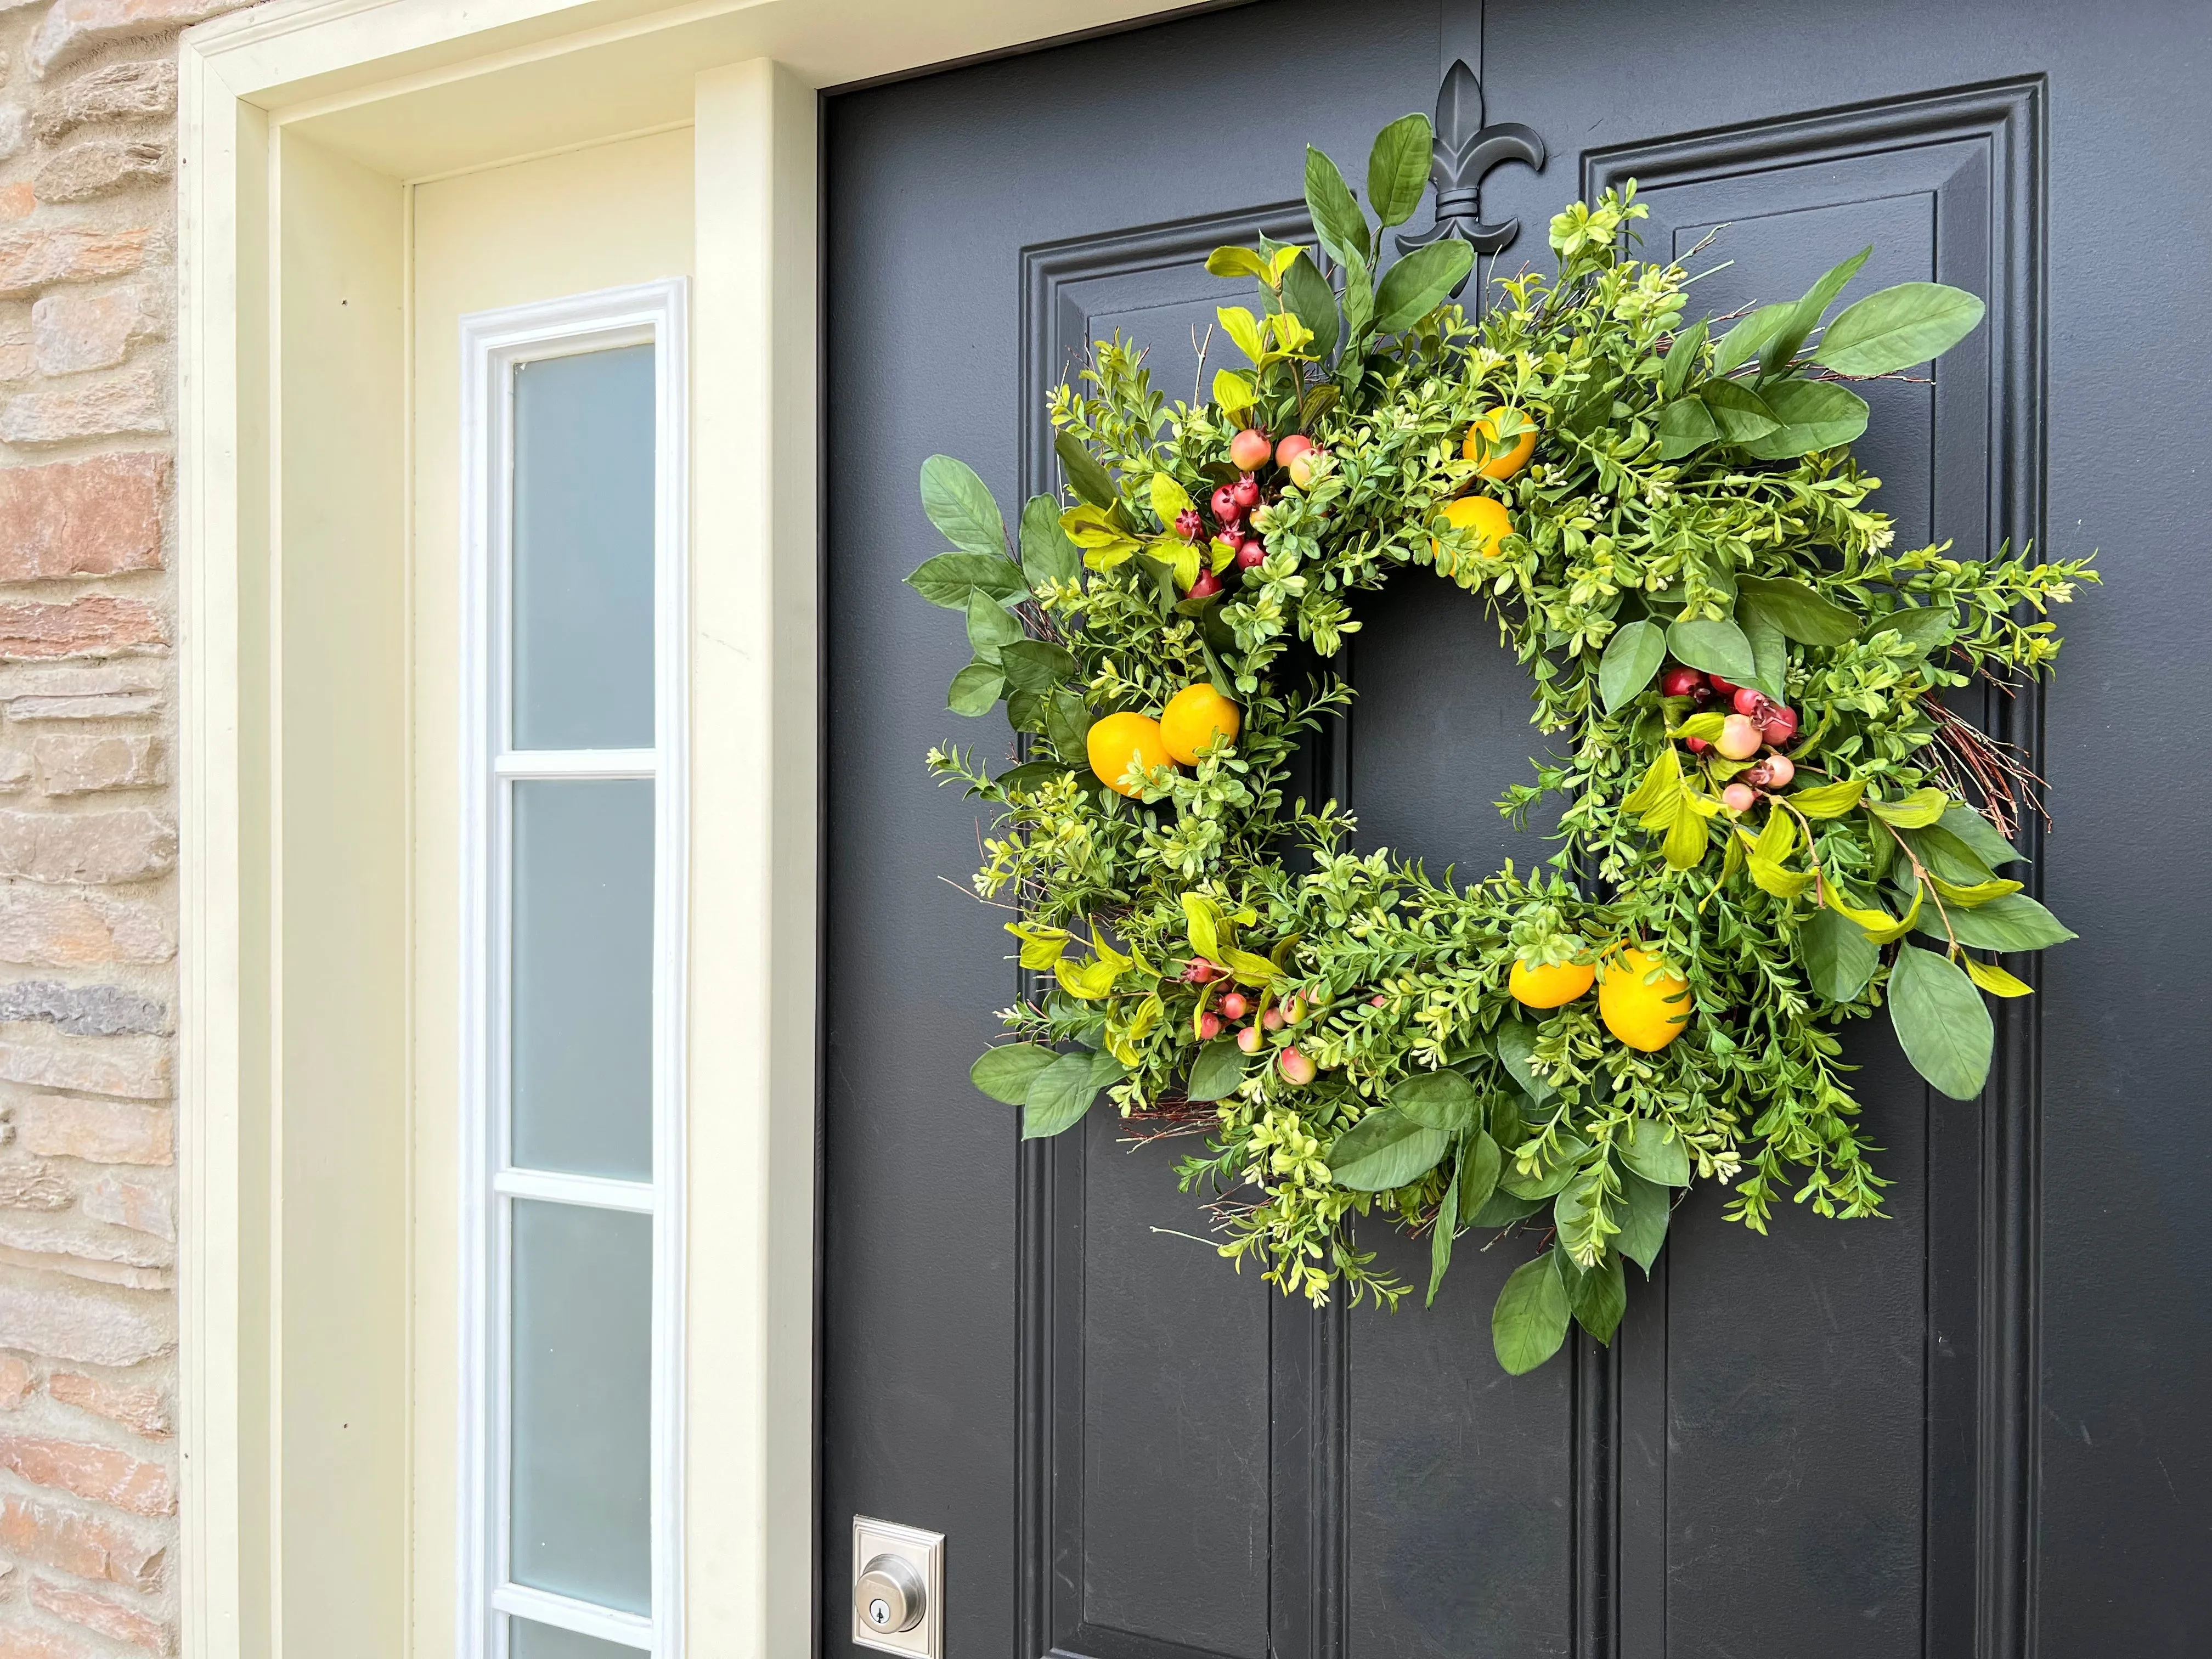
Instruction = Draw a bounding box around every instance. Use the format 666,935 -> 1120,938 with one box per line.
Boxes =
854,1553 -> 926,1635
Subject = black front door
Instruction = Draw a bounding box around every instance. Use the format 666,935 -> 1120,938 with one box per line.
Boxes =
822,3 -> 2210,1654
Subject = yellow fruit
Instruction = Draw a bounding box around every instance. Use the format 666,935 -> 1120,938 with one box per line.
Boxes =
1464,406 -> 1537,479
1510,957 -> 1595,1009
1430,494 -> 1513,562
1598,947 -> 1692,1051
1086,710 -> 1175,797
1158,683 -> 1242,765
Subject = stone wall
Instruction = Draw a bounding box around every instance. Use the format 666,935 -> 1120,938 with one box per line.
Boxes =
0,3 -> 256,1655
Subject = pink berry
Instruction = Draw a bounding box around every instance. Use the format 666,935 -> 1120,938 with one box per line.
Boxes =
1218,991 -> 1249,1020
1184,959 -> 1217,984
1231,474 -> 1262,512
1262,1007 -> 1285,1031
1175,507 -> 1203,541
1237,1024 -> 1264,1054
1275,433 -> 1316,468
1369,994 -> 1387,1007
1763,753 -> 1796,787
1761,705 -> 1799,747
1197,1012 -> 1222,1041
1229,428 -> 1273,472
1722,782 -> 1757,812
1660,666 -> 1705,697
1210,486 -> 1240,524
1731,686 -> 1772,719
1278,1046 -> 1317,1085
1717,714 -> 1763,760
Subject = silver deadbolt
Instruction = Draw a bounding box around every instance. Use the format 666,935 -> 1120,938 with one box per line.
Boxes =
855,1553 -> 926,1633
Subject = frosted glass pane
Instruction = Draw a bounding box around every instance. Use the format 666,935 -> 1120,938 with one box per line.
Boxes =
512,344 -> 654,750
511,780 -> 653,1180
510,1620 -> 645,1659
511,1200 -> 652,1613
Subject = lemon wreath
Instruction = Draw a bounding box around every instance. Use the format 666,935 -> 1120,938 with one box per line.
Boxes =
913,114 -> 2093,1374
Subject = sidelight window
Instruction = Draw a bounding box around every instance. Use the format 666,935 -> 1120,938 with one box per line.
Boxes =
460,282 -> 687,1659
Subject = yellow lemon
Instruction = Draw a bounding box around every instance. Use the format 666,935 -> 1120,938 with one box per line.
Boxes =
1464,406 -> 1537,480
1510,957 -> 1596,1009
1086,710 -> 1175,797
1430,494 -> 1513,562
1158,683 -> 1242,765
1598,947 -> 1692,1051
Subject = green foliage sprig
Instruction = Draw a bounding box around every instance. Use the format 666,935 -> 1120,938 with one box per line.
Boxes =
912,116 -> 2094,1373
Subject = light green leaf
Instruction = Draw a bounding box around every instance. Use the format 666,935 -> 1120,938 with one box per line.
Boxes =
1492,1252 -> 1572,1374
1917,893 -> 2075,953
1366,112 -> 1433,228
1711,302 -> 1794,375
1180,892 -> 1223,962
1963,955 -> 2035,998
905,551 -> 1028,610
1372,239 -> 1474,334
1667,616 -> 1759,685
1801,905 -> 1879,1001
1815,281 -> 1986,375
1212,369 -> 1256,416
1620,1120 -> 1690,1186
1215,306 -> 1266,364
1887,943 -> 1994,1101
1186,1040 -> 1248,1104
1762,245 -> 1871,375
1205,245 -> 1269,280
918,454 -> 1006,556
1616,1170 -> 1671,1274
1738,377 -> 1870,459
1660,318 -> 1708,400
1392,1068 -> 1479,1132
970,1042 -> 1057,1104
1302,145 -> 1370,268
1019,495 -> 1082,589
1866,787 -> 1948,828
1329,1107 -> 1450,1191
1788,777 -> 1866,817
1928,871 -> 2023,908
947,661 -> 1004,715
1599,619 -> 1668,714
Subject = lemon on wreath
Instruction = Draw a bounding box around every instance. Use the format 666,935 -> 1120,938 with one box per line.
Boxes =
1509,957 -> 1596,1009
1431,494 -> 1513,563
1598,947 -> 1692,1051
1086,710 -> 1174,797
1463,405 -> 1537,479
1158,683 -> 1241,765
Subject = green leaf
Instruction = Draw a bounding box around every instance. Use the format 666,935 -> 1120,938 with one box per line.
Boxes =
1898,823 -> 1999,884
947,661 -> 1004,715
1019,495 -> 1082,589
1212,369 -> 1256,417
1788,777 -> 1866,817
1392,1068 -> 1479,1132
1329,1108 -> 1450,1191
1186,1039 -> 1248,1104
1204,245 -> 1268,280
1741,604 -> 1786,704
1281,249 -> 1340,362
1655,395 -> 1719,459
1888,943 -> 1994,1101
1877,605 -> 1956,656
1022,1049 -> 1123,1137
905,551 -> 1027,610
1927,871 -> 2022,908
1801,906 -> 1880,1001
997,638 -> 1075,695
971,1042 -> 1057,1104
1372,240 -> 1473,334
918,454 -> 1006,556
1180,893 -> 1223,962
1457,1130 -> 1502,1219
1303,145 -> 1370,268
1053,431 -> 1118,509
1492,1252 -> 1572,1374
1700,378 -> 1781,443
1814,281 -> 1986,375
1493,1017 -> 1554,1104
1940,803 -> 2023,870
1737,377 -> 1870,459
1567,1246 -> 1626,1345
1660,318 -> 1708,400
1365,112 -> 1432,228
1468,1187 -> 1543,1228
1425,1167 -> 1459,1308
990,760 -> 1065,794
964,589 -> 1023,665
1616,1170 -> 1671,1274
1005,689 -> 1046,735
1866,787 -> 1949,829
1599,619 -> 1668,714
1499,1137 -> 1592,1201
1735,574 -> 1860,648
1711,302 -> 1794,375
1620,1120 -> 1690,1186
1667,616 -> 1759,685
1339,251 -> 1375,340
1762,245 -> 1871,375
1918,892 -> 2076,953
1043,689 -> 1092,763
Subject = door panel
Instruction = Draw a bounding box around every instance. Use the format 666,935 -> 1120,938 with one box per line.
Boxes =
823,3 -> 2212,1655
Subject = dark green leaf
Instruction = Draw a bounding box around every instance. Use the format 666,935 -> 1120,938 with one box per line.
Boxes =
1468,1187 -> 1543,1228
996,638 -> 1075,695
1660,318 -> 1708,400
1005,689 -> 1046,735
1303,145 -> 1371,268
1339,252 -> 1375,343
1329,1107 -> 1451,1190
1281,249 -> 1340,362
1666,616 -> 1759,685
1499,1136 -> 1592,1201
1917,893 -> 2076,953
1941,803 -> 2024,870
1736,574 -> 1861,648
1741,605 -> 1787,703
1599,619 -> 1668,714
918,453 -> 1006,556
1053,430 -> 1118,509
1898,823 -> 1998,885
1425,1169 -> 1458,1308
1801,906 -> 1880,1001
1365,112 -> 1433,228
1656,396 -> 1719,459
1372,239 -> 1474,334
1019,494 -> 1082,589
1043,689 -> 1092,762
1762,245 -> 1870,375
1619,1120 -> 1690,1187
1616,1170 -> 1671,1274
964,589 -> 1022,664
1567,1246 -> 1626,1344
1492,1252 -> 1572,1374
947,661 -> 1003,715
970,1042 -> 1057,1104
1711,302 -> 1793,375
1392,1068 -> 1479,1131
1815,281 -> 1986,375
1493,1016 -> 1554,1104
1888,943 -> 1994,1101
1022,1049 -> 1122,1137
1457,1130 -> 1502,1219
1700,377 -> 1781,443
991,760 -> 1066,794
1737,377 -> 1870,459
1186,1039 -> 1248,1104
905,551 -> 1027,610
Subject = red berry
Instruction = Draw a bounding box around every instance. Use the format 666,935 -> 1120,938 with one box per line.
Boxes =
1278,1046 -> 1317,1085
1210,486 -> 1240,524
1218,991 -> 1249,1020
1761,705 -> 1799,747
1691,685 -> 1715,707
1235,537 -> 1266,571
1685,735 -> 1711,754
1175,507 -> 1203,541
1229,428 -> 1273,471
1197,1012 -> 1223,1041
1275,433 -> 1316,468
1731,686 -> 1772,719
1707,674 -> 1741,695
1231,475 -> 1262,512
1237,1024 -> 1264,1054
1660,666 -> 1705,697
1188,567 -> 1222,600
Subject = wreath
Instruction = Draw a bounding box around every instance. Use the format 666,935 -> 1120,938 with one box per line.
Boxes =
911,112 -> 2094,1374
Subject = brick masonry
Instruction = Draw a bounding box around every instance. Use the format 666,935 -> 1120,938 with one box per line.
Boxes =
0,3 -> 254,1649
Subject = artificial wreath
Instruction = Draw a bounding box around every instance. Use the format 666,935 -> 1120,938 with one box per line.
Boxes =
911,112 -> 2094,1374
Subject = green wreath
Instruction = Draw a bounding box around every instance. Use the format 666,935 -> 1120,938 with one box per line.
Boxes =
911,112 -> 2094,1375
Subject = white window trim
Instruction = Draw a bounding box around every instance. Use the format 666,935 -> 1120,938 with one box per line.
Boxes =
458,279 -> 690,1659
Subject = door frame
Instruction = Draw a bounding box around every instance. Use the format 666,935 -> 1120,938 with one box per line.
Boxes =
174,1 -> 1205,1655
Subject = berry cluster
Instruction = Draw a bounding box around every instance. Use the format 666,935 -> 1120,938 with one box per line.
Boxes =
1180,956 -> 1317,1082
1179,426 -> 1324,600
1662,664 -> 1801,811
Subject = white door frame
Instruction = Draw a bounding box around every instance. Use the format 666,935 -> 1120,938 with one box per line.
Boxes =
175,0 -> 1192,1654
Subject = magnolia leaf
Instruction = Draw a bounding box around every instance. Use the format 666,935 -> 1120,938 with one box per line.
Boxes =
1392,1068 -> 1480,1132
919,454 -> 1006,556
997,639 -> 1075,695
1917,892 -> 2076,953
1815,281 -> 1986,376
1866,787 -> 1948,828
1019,495 -> 1082,589
1656,396 -> 1719,459
1617,1170 -> 1671,1274
1567,1246 -> 1626,1345
1022,1049 -> 1123,1138
1788,778 -> 1866,818
1887,943 -> 1994,1101
1304,145 -> 1371,268
1711,302 -> 1793,375
1735,574 -> 1861,648
1053,431 -> 1118,509
1373,239 -> 1475,333
1492,1251 -> 1572,1374
964,588 -> 1023,665
1940,803 -> 2024,870
970,1042 -> 1057,1104
1457,1130 -> 1503,1220
1739,377 -> 1870,459
1468,1188 -> 1544,1229
1366,112 -> 1433,228
1205,244 -> 1268,280
1186,1039 -> 1248,1103
1741,604 -> 1787,703
1425,1169 -> 1459,1307
1599,619 -> 1668,714
1660,318 -> 1708,400
1282,249 -> 1340,361
1801,906 -> 1879,1001
1329,1108 -> 1450,1190
1620,1119 -> 1691,1187
1493,1017 -> 1555,1103
1667,616 -> 1759,685
906,551 -> 1028,610
1701,378 -> 1781,443
1762,245 -> 1871,374
947,661 -> 1004,715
